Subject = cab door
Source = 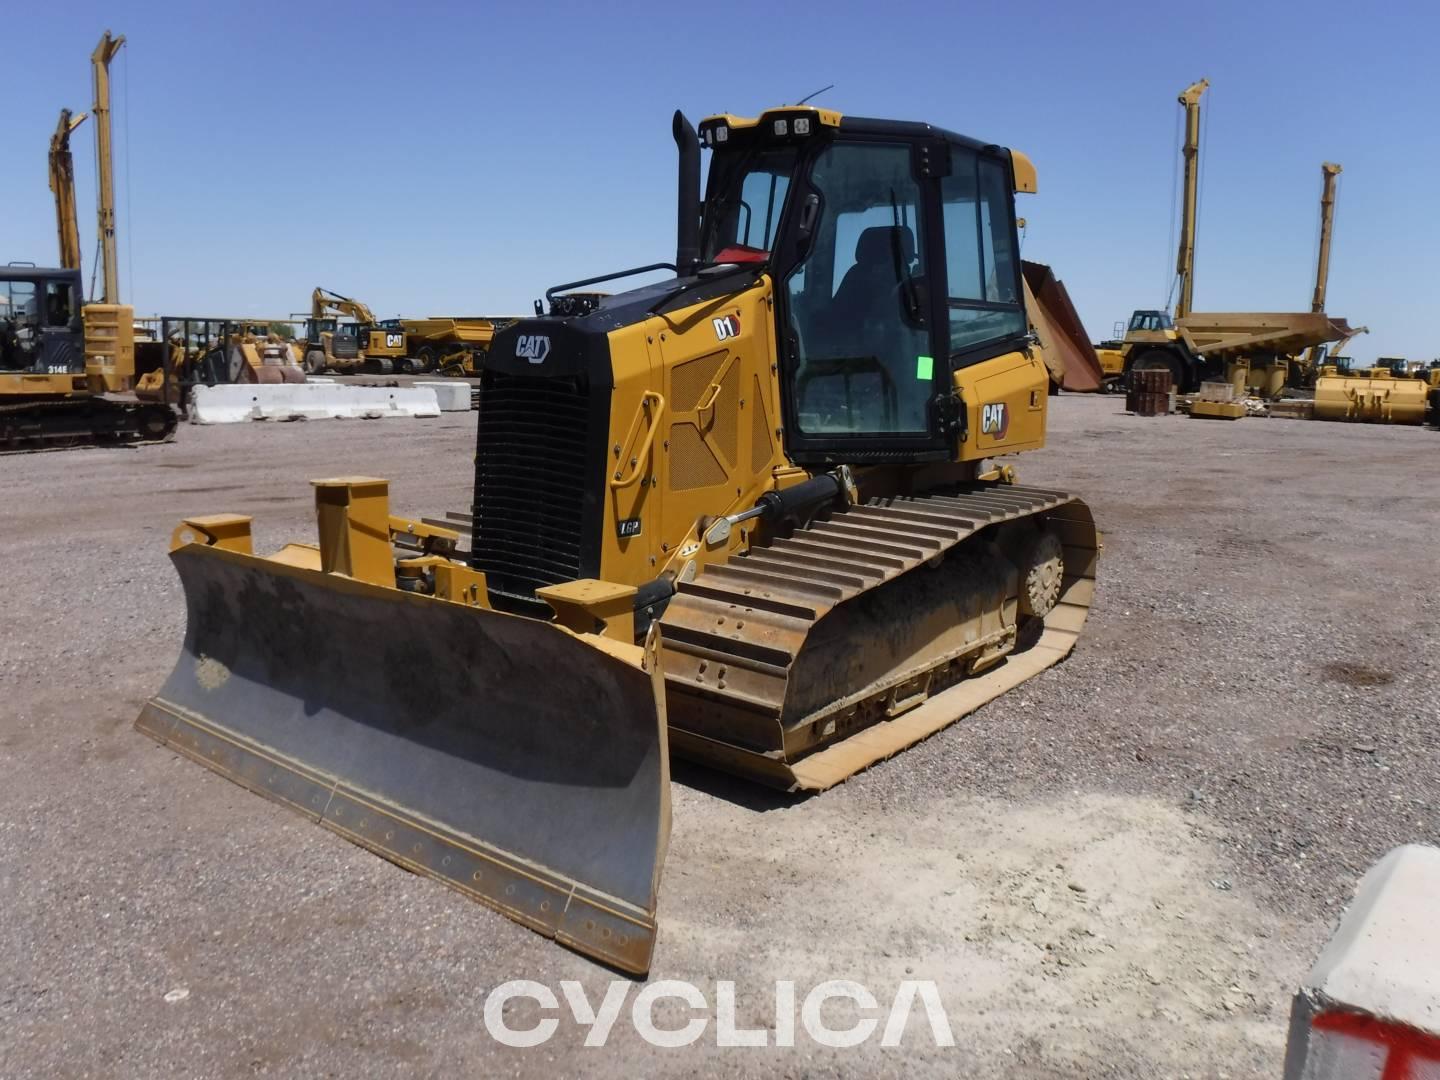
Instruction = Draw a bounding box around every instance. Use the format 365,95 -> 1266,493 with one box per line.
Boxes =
38,276 -> 84,374
774,138 -> 954,463
937,145 -> 1039,457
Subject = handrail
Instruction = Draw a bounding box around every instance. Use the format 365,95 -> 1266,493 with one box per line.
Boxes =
545,263 -> 677,305
694,351 -> 739,424
610,391 -> 665,489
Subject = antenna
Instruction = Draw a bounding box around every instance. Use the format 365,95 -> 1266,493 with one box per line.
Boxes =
796,84 -> 835,106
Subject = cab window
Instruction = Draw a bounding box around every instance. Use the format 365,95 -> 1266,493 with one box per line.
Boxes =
702,147 -> 796,259
941,150 -> 1025,356
0,278 -> 40,371
782,141 -> 933,436
45,280 -> 75,327
2,279 -> 38,326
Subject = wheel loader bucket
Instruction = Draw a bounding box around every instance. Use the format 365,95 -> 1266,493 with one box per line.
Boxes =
136,542 -> 669,975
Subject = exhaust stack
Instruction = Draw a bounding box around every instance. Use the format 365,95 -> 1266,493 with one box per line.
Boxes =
672,111 -> 701,277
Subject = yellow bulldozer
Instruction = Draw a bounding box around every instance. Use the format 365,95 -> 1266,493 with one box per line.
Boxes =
137,106 -> 1099,974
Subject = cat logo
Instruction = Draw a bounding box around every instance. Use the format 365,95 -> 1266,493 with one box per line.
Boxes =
384,333 -> 404,349
516,334 -> 551,364
980,402 -> 1009,437
712,314 -> 741,341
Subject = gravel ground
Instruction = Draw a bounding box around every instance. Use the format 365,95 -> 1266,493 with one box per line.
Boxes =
1,398 -> 1435,1078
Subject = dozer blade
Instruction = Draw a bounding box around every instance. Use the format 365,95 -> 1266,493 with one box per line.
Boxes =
136,543 -> 669,975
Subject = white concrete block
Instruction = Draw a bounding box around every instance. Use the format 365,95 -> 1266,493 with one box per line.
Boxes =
1299,1027 -> 1387,1079
415,380 -> 473,411
188,383 -> 441,424
1285,845 -> 1440,1080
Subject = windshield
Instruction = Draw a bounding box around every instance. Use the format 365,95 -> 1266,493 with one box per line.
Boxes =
1128,310 -> 1172,332
701,147 -> 797,261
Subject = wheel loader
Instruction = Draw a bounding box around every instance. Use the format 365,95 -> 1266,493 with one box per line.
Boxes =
137,106 -> 1099,975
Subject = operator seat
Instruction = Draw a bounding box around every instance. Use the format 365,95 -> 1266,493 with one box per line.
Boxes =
832,225 -> 915,328
795,225 -> 917,432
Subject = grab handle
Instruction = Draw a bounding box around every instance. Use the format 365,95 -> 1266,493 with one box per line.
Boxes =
611,391 -> 665,489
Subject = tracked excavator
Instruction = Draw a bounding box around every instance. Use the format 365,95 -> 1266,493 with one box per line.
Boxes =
1,30 -> 174,450
137,106 -> 1099,974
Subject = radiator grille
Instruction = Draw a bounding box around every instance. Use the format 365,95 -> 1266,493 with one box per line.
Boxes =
472,373 -> 592,603
331,334 -> 360,359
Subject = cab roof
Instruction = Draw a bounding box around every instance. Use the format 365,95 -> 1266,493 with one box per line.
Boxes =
697,106 -> 1036,193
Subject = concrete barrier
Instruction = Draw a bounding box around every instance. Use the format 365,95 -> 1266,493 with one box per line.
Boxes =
415,380 -> 473,412
189,383 -> 441,424
1284,844 -> 1440,1079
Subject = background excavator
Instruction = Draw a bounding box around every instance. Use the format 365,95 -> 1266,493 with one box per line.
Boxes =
302,287 -> 409,373
138,105 -> 1099,974
49,108 -> 88,272
1,30 -> 173,450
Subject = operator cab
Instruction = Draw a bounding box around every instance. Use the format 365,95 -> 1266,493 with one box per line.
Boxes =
698,108 -> 1031,462
0,266 -> 84,375
1127,309 -> 1173,333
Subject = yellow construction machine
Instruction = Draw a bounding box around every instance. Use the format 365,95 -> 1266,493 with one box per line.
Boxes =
49,108 -> 88,272
137,106 -> 1099,973
2,30 -> 174,450
397,315 -> 518,375
1303,160 -> 1435,427
1111,80 -> 1353,396
1021,261 -> 1106,392
302,288 -> 409,373
133,318 -> 308,406
1313,358 -> 1439,425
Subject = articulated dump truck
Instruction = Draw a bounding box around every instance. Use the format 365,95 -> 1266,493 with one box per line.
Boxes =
137,107 -> 1100,974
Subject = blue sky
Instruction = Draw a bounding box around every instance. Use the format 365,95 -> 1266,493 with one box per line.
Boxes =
6,0 -> 1436,362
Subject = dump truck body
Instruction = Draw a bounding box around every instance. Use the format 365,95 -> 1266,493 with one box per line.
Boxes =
1022,261 -> 1104,392
1177,311 -> 1355,361
398,316 -> 518,374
